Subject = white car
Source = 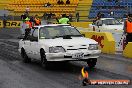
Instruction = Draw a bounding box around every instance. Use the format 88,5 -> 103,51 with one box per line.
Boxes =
89,18 -> 123,32
18,24 -> 101,68
119,18 -> 127,24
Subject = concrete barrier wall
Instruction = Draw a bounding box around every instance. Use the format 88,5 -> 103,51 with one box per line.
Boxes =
70,22 -> 92,28
80,31 -> 116,54
0,20 -> 21,28
0,21 -> 92,28
123,42 -> 132,58
0,21 -> 3,27
5,21 -> 21,28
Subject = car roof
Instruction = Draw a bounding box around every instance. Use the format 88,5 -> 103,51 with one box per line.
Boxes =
34,24 -> 70,28
100,18 -> 115,20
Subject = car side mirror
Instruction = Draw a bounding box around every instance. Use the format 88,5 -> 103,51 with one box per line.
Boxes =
30,36 -> 38,42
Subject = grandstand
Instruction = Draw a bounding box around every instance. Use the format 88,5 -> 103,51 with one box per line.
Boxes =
0,0 -> 93,21
76,0 -> 93,21
89,0 -> 132,18
4,0 -> 78,18
1,0 -> 131,21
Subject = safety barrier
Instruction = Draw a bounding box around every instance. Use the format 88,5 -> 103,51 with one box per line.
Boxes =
5,21 -> 21,28
70,22 -> 92,28
0,21 -> 21,28
123,42 -> 132,58
80,31 -> 116,54
0,21 -> 92,28
0,21 -> 3,27
53,22 -> 92,28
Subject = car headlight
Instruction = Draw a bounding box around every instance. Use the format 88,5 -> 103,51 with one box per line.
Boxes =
88,44 -> 98,50
49,46 -> 65,53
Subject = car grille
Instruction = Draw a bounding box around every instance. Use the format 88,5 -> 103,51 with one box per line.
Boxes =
67,48 -> 87,51
66,45 -> 87,51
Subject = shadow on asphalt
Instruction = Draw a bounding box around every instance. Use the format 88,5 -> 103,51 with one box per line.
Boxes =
21,59 -> 95,74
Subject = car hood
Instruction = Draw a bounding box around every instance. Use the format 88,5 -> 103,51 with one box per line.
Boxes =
39,37 -> 97,47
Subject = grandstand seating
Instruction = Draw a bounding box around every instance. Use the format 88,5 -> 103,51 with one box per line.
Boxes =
1,0 -> 132,21
75,0 -> 93,21
4,0 -> 79,17
89,0 -> 132,18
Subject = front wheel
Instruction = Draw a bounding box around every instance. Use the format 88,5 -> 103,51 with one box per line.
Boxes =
87,58 -> 97,68
40,49 -> 48,68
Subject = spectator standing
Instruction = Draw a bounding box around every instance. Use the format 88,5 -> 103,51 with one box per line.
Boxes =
25,6 -> 30,15
3,14 -> 7,28
24,17 -> 32,39
57,0 -> 61,5
66,0 -> 70,4
43,13 -> 47,20
110,11 -> 114,17
123,14 -> 132,44
97,12 -> 102,19
44,2 -> 51,7
69,13 -> 73,22
47,13 -> 52,20
30,16 -> 35,26
60,0 -> 64,5
76,12 -> 79,22
34,15 -> 41,26
58,14 -> 69,24
21,13 -> 27,23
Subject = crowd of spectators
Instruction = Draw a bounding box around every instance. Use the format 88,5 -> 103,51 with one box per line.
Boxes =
57,0 -> 70,5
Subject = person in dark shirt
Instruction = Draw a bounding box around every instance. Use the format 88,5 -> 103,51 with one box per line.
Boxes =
30,16 -> 35,26
66,0 -> 70,4
69,13 -> 72,22
60,0 -> 64,5
21,13 -> 27,22
76,12 -> 79,22
3,14 -> 7,28
44,2 -> 51,7
57,0 -> 61,5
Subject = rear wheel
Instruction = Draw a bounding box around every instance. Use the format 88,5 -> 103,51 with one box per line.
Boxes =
21,48 -> 31,63
87,58 -> 97,68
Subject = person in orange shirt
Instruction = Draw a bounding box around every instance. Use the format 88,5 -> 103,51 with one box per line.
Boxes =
24,17 -> 32,39
123,14 -> 132,44
25,17 -> 32,28
34,15 -> 41,26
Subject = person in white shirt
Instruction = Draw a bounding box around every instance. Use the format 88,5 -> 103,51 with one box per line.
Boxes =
25,6 -> 30,14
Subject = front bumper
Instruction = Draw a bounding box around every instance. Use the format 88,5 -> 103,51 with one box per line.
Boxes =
45,50 -> 101,61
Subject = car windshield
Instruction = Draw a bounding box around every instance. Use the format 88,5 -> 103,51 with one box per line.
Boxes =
103,19 -> 122,25
39,26 -> 82,39
120,18 -> 127,22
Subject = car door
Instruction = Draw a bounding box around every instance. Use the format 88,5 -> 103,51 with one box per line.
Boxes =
29,28 -> 40,60
22,33 -> 31,56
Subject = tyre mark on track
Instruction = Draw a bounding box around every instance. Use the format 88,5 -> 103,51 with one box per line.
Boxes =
0,43 -> 20,61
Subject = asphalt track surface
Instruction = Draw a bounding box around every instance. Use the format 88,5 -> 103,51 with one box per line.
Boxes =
0,28 -> 132,88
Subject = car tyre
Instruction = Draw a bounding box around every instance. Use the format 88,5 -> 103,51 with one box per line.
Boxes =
87,58 -> 97,68
21,48 -> 31,63
40,49 -> 49,68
